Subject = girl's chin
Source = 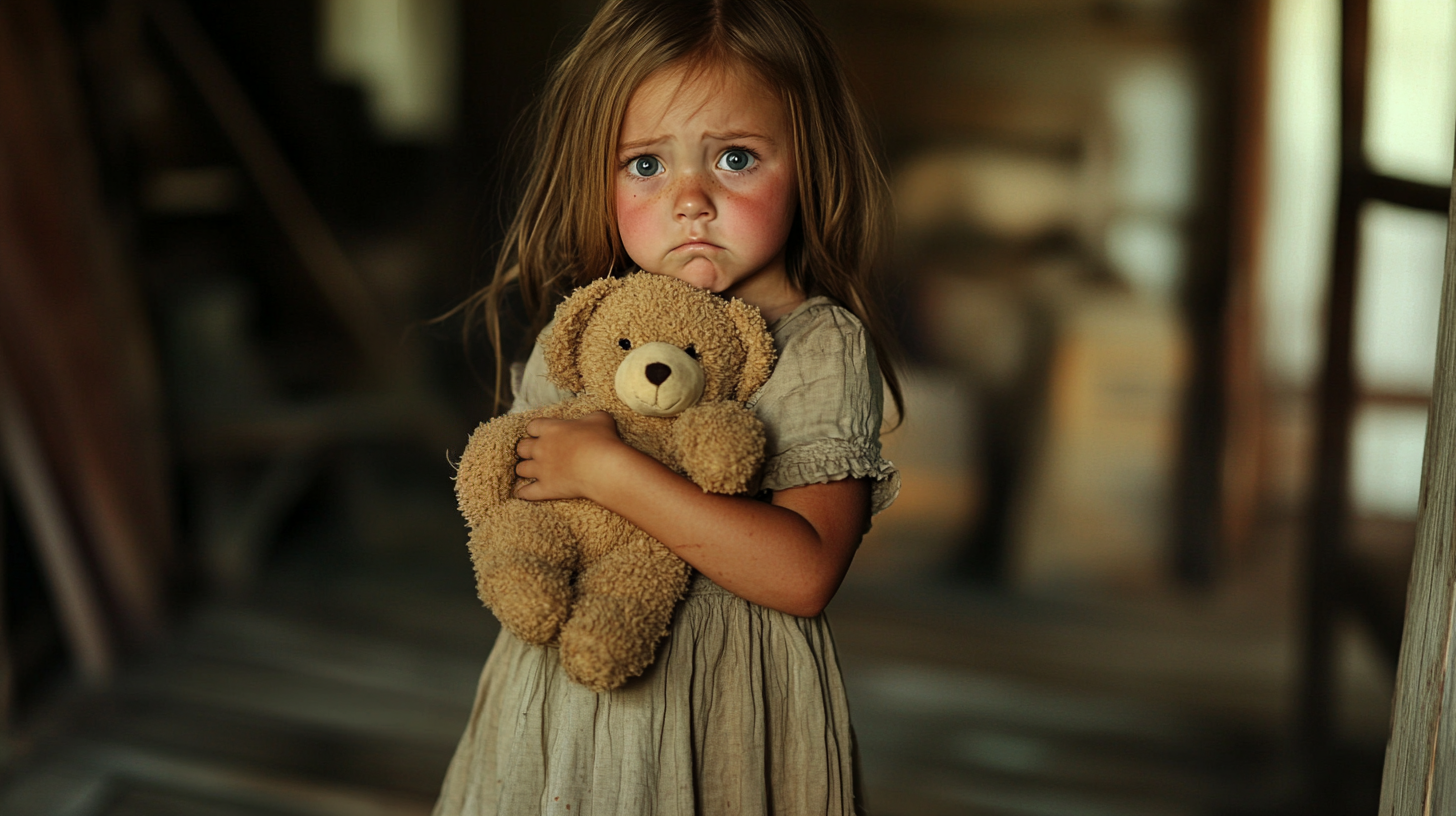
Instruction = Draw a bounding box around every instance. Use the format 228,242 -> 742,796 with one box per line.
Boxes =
654,262 -> 725,292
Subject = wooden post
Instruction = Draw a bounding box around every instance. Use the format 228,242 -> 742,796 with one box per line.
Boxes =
1377,164 -> 1456,814
1300,0 -> 1370,773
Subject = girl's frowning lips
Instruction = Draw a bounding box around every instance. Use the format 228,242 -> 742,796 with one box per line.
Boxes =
672,240 -> 723,252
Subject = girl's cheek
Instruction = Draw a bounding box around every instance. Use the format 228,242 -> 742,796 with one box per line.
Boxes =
729,167 -> 797,232
615,185 -> 658,256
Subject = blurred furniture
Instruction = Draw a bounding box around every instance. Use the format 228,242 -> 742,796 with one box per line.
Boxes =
1301,0 -> 1455,805
852,0 -> 1265,591
1012,290 -> 1189,590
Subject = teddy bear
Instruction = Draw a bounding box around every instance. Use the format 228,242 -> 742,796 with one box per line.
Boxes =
454,272 -> 778,692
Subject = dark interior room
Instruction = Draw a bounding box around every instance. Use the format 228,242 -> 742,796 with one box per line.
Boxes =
2,0 -> 1454,814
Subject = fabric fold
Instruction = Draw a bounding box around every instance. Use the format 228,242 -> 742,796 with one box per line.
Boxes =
758,437 -> 900,516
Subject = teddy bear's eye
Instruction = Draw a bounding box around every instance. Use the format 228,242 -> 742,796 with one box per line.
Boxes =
618,338 -> 632,351
684,344 -> 698,359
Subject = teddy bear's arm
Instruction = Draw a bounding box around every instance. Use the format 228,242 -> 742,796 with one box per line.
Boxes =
454,412 -> 538,531
670,401 -> 767,495
454,398 -> 610,529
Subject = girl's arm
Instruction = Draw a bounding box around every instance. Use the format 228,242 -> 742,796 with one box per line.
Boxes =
514,411 -> 868,617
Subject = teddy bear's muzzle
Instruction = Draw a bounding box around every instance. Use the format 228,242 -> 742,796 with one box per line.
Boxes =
614,342 -> 706,417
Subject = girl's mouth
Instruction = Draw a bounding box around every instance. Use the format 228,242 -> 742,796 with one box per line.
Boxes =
673,241 -> 721,252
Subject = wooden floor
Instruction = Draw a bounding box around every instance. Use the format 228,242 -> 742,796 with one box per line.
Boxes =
0,530 -> 1391,816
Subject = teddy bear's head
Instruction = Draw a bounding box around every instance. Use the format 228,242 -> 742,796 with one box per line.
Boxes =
543,273 -> 776,416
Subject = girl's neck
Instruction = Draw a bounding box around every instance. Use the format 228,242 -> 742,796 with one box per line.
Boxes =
722,266 -> 804,324
752,290 -> 806,324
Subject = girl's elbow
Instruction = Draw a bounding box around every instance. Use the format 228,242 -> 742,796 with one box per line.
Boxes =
785,577 -> 840,618
784,544 -> 857,617
779,597 -> 827,618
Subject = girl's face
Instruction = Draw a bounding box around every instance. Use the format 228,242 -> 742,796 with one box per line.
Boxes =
615,61 -> 801,317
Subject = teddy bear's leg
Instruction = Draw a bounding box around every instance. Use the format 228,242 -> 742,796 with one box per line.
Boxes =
557,536 -> 691,692
469,500 -> 579,645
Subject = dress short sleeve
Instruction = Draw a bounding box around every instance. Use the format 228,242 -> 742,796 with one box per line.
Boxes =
509,325 -> 574,414
749,298 -> 900,516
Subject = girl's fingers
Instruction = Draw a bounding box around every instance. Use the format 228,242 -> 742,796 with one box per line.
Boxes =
516,436 -> 534,459
516,475 -> 566,502
524,417 -> 563,438
515,458 -> 536,479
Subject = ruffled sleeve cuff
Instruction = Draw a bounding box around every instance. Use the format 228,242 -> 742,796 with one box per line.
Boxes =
758,438 -> 900,516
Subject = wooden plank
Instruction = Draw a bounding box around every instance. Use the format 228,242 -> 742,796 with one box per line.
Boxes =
1376,157 -> 1456,816
0,352 -> 113,682
1432,625 -> 1456,811
80,744 -> 432,816
0,759 -> 110,816
1366,174 -> 1452,214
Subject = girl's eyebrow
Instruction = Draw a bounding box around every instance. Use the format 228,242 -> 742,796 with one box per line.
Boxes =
618,131 -> 775,154
706,131 -> 773,144
619,136 -> 667,153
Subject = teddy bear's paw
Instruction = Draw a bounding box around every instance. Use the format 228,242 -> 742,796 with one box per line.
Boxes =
558,596 -> 670,692
473,550 -> 575,646
672,402 -> 767,494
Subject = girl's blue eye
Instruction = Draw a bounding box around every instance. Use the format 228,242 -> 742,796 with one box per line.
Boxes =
717,149 -> 755,172
628,156 -> 663,177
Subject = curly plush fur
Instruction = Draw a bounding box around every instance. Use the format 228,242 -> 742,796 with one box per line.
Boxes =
455,273 -> 777,692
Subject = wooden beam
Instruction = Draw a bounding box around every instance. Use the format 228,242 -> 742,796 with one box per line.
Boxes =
1365,174 -> 1452,214
1377,164 -> 1456,816
0,351 -> 113,683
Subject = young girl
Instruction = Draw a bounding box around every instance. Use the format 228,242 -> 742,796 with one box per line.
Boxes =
435,0 -> 903,812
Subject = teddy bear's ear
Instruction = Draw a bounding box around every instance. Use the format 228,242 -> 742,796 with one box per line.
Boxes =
725,297 -> 777,400
544,276 -> 623,392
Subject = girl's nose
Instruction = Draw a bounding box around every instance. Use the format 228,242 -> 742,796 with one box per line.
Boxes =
674,176 -> 715,222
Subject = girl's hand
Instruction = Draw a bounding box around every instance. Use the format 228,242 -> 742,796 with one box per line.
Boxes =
514,411 -> 627,501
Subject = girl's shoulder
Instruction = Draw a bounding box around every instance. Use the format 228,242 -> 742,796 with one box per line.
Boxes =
768,295 -> 865,342
759,296 -> 877,392
754,295 -> 898,514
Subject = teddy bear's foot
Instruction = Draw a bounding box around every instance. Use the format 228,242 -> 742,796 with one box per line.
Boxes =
558,595 -> 663,692
468,502 -> 579,645
557,540 -> 690,691
476,548 -> 575,645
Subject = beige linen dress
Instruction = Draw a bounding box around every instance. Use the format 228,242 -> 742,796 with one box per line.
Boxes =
433,296 -> 899,816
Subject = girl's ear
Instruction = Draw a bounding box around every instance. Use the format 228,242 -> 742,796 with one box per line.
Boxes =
725,297 -> 777,400
544,276 -> 623,392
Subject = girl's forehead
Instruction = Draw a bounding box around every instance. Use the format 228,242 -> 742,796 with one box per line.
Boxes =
621,61 -> 785,138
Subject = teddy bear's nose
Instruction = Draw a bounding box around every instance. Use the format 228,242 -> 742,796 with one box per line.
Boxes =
645,362 -> 671,385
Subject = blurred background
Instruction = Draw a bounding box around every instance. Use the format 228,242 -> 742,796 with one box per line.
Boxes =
0,0 -> 1451,814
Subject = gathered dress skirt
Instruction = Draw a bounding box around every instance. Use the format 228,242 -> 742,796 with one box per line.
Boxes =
431,572 -> 862,816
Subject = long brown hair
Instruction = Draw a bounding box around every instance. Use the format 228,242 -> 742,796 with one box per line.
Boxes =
461,0 -> 903,420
